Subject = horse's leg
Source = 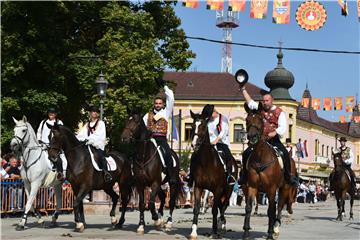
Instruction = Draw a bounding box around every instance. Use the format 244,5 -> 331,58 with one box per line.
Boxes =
103,188 -> 120,226
50,183 -> 63,227
266,189 -> 277,240
165,181 -> 179,231
190,187 -> 202,239
218,190 -> 230,235
16,180 -> 42,231
158,188 -> 166,219
274,187 -> 286,236
137,186 -> 145,234
243,186 -> 257,239
73,187 -> 89,232
254,192 -> 259,215
149,183 -> 162,229
116,183 -> 131,229
349,192 -> 354,220
336,195 -> 342,221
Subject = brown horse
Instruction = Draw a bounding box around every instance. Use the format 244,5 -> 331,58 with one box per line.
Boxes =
330,151 -> 354,221
120,112 -> 180,234
242,103 -> 285,240
189,110 -> 236,239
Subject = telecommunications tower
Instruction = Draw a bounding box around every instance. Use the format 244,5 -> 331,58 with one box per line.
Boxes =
216,9 -> 239,73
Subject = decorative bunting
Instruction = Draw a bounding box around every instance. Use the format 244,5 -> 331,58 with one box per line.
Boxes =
182,0 -> 199,8
346,96 -> 355,112
272,0 -> 290,24
334,97 -> 343,110
250,0 -> 268,19
358,0 -> 360,22
296,1 -> 327,31
312,98 -> 320,110
207,0 -> 224,11
301,97 -> 310,108
354,116 -> 360,123
229,0 -> 246,12
337,0 -> 348,16
339,115 -> 346,123
323,97 -> 332,111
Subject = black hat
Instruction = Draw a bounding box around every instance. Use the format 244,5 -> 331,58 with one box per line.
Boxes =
201,104 -> 214,120
286,138 -> 291,143
338,137 -> 347,142
89,105 -> 100,113
47,107 -> 57,113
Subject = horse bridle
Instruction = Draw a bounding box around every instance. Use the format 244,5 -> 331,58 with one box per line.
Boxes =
13,124 -> 30,149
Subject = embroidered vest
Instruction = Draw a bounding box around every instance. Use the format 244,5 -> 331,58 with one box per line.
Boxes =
147,111 -> 168,136
261,107 -> 282,137
339,147 -> 350,161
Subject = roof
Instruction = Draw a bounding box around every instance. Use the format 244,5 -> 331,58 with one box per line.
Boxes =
163,71 -> 265,101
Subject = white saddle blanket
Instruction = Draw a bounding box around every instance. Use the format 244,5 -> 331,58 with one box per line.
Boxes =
88,146 -> 117,172
150,138 -> 177,168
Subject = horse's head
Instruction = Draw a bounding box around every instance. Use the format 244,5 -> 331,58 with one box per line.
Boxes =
10,116 -> 33,151
244,102 -> 264,145
121,111 -> 144,144
332,150 -> 343,171
48,122 -> 63,162
190,110 -> 209,151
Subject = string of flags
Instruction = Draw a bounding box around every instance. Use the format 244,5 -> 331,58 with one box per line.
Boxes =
182,0 -> 360,27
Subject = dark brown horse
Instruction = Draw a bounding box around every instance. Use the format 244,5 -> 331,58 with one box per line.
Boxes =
189,110 -> 236,239
48,123 -> 132,232
330,151 -> 354,221
120,112 -> 180,234
242,103 -> 285,240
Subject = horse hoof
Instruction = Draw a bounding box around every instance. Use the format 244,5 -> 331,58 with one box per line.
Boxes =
242,231 -> 250,240
266,235 -> 275,240
165,221 -> 172,231
189,234 -> 197,240
16,225 -> 25,231
111,216 -> 118,225
75,222 -> 85,233
154,219 -> 163,230
116,218 -> 125,229
37,218 -> 45,225
137,225 -> 144,234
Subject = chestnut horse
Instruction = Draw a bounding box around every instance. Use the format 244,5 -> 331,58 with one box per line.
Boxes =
242,103 -> 285,240
330,151 -> 354,221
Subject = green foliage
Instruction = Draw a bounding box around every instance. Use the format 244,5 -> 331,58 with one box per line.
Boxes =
1,1 -> 195,152
180,147 -> 193,171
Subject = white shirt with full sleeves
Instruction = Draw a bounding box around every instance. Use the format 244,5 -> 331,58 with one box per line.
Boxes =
247,100 -> 287,137
207,114 -> 230,147
143,85 -> 175,125
37,119 -> 64,144
339,147 -> 354,165
76,120 -> 106,151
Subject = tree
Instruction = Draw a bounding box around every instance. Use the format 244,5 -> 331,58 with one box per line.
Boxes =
1,1 -> 195,152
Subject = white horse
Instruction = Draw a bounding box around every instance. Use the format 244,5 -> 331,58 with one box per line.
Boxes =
10,116 -> 63,231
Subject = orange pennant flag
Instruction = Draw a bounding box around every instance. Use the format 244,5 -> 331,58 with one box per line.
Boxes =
229,0 -> 246,12
346,96 -> 355,112
334,97 -> 343,110
207,0 -> 224,10
301,98 -> 310,108
339,116 -> 346,123
250,0 -> 268,19
358,0 -> 360,22
312,98 -> 320,110
273,0 -> 290,24
323,97 -> 332,111
182,0 -> 199,8
354,116 -> 360,123
338,0 -> 348,16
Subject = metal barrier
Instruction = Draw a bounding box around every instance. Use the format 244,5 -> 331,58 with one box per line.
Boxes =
1,179 -> 74,214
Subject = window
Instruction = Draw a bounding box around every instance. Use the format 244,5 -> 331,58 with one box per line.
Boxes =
185,123 -> 192,142
357,155 -> 359,165
289,113 -> 293,119
288,124 -> 293,140
326,146 -> 329,157
233,124 -> 246,143
321,144 -> 324,156
315,139 -> 319,156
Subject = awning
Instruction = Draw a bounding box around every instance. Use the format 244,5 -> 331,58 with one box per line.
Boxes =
300,171 -> 330,178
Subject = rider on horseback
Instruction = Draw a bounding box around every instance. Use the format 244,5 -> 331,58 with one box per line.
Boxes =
329,137 -> 356,193
37,107 -> 65,181
239,89 -> 299,187
201,104 -> 236,185
76,106 -> 112,183
143,79 -> 178,185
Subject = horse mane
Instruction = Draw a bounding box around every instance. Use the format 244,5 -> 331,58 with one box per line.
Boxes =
58,125 -> 81,145
25,122 -> 39,144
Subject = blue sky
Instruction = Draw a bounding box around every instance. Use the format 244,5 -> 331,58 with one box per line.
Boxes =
172,0 -> 360,122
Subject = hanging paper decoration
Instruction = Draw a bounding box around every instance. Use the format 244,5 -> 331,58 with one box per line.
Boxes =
334,97 -> 343,110
339,115 -> 346,123
337,0 -> 348,16
301,97 -> 310,108
296,1 -> 327,31
207,0 -> 224,10
323,97 -> 332,111
358,0 -> 360,22
273,0 -> 290,24
312,98 -> 320,110
229,0 -> 246,12
182,0 -> 199,8
354,116 -> 360,123
346,96 -> 355,112
250,0 -> 268,19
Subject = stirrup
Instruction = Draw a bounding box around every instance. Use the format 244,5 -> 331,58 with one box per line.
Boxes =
56,172 -> 64,181
104,171 -> 113,182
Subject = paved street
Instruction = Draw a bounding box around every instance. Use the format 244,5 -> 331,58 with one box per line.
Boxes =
1,198 -> 359,240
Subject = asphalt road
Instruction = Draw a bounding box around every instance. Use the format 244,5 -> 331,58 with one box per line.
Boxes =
1,197 -> 359,239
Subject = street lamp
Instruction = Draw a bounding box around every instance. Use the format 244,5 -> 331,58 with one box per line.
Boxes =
239,127 -> 247,152
95,72 -> 108,120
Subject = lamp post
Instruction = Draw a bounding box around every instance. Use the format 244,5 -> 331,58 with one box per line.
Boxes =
95,72 -> 108,120
239,127 -> 247,153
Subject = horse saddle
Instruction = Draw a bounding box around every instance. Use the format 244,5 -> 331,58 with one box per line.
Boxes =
150,138 -> 177,169
272,146 -> 284,170
88,146 -> 117,172
214,147 -> 228,172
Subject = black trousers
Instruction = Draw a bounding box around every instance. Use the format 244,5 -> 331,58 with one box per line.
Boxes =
242,136 -> 292,180
97,149 -> 108,171
153,136 -> 177,182
216,143 -> 234,173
